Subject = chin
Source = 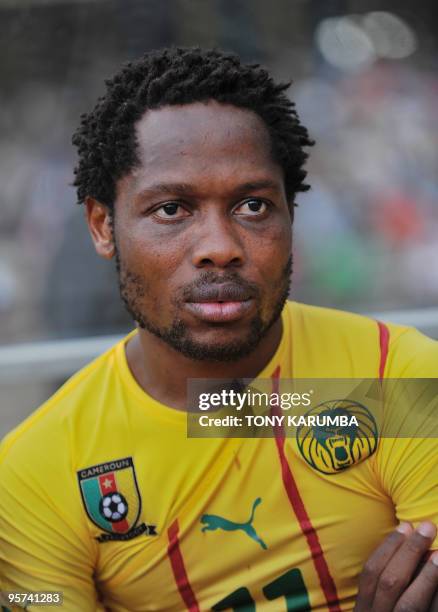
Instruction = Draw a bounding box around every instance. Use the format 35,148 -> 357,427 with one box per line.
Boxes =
177,344 -> 257,363
172,331 -> 265,363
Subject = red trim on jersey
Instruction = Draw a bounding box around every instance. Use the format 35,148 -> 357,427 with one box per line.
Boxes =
98,473 -> 129,533
271,366 -> 342,612
377,321 -> 390,380
167,519 -> 200,612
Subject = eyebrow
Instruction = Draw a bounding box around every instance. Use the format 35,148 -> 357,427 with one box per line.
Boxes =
136,179 -> 281,199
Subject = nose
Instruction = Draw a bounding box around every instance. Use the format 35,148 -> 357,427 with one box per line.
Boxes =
191,212 -> 245,269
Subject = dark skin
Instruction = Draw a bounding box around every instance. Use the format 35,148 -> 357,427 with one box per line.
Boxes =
86,101 -> 438,610
354,522 -> 438,611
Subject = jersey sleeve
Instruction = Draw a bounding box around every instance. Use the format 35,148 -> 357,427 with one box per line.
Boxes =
0,433 -> 101,611
375,436 -> 438,545
375,326 -> 438,547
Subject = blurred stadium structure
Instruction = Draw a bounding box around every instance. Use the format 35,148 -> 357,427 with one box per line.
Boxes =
1,0 -> 437,435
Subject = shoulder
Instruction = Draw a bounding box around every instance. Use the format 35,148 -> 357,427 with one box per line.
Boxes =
288,301 -> 378,332
289,300 -> 383,351
285,301 -> 384,376
0,332 -> 136,561
0,331 -> 133,475
385,324 -> 438,377
287,301 -> 437,378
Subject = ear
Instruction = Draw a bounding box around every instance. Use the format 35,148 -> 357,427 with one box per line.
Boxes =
85,196 -> 115,259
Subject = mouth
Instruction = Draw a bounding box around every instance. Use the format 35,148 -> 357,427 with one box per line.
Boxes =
184,299 -> 254,323
183,282 -> 255,323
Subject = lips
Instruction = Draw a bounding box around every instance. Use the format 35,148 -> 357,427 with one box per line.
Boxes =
185,300 -> 253,323
184,282 -> 255,323
184,282 -> 253,303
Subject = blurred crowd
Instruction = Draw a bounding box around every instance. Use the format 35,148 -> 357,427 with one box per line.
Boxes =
293,63 -> 438,310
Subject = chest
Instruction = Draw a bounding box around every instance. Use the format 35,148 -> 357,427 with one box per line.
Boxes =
87,439 -> 395,611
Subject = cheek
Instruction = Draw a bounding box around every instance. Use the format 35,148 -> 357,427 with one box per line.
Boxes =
118,231 -> 188,316
119,226 -> 184,280
249,222 -> 292,279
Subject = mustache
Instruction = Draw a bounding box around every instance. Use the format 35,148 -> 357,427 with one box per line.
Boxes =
181,273 -> 260,303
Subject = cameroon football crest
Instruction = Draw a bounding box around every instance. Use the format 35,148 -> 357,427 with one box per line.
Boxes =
77,457 -> 157,542
296,400 -> 378,475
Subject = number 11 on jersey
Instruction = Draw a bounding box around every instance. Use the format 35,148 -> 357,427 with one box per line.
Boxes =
212,568 -> 310,611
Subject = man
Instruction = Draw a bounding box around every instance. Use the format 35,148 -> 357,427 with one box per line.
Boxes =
1,47 -> 438,611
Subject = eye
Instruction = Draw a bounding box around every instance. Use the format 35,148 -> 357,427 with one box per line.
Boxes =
153,202 -> 190,220
234,198 -> 269,217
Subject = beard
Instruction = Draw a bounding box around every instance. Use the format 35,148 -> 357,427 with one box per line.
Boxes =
115,245 -> 292,363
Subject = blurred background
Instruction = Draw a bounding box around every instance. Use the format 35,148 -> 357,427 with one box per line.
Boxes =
1,0 -> 437,435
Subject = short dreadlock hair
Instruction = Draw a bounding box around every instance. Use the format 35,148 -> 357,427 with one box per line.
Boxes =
72,47 -> 313,209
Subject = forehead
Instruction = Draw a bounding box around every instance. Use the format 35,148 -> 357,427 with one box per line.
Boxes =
130,101 -> 281,187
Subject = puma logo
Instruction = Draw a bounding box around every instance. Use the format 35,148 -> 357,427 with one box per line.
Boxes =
200,497 -> 267,549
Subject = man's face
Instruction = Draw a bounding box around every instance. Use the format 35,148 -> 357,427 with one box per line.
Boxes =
111,101 -> 293,361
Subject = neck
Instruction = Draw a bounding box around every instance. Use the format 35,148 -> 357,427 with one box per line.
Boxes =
125,317 -> 283,411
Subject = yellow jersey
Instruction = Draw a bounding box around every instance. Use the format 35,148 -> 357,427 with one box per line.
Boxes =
1,301 -> 438,611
